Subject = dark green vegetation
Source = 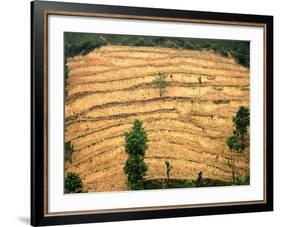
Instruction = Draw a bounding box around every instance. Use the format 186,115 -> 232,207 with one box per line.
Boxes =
233,106 -> 250,147
226,106 -> 250,184
143,171 -> 249,190
153,72 -> 170,97
64,33 -> 107,95
64,33 -> 250,68
124,119 -> 148,190
64,141 -> 74,163
144,179 -> 195,189
64,32 -> 250,84
235,175 -> 250,185
64,33 -> 106,61
64,172 -> 83,193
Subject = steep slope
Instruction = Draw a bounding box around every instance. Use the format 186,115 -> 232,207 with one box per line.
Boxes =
65,45 -> 250,192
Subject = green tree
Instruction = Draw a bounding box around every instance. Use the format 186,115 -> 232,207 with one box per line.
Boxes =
233,106 -> 250,148
64,172 -> 83,193
153,72 -> 170,97
124,119 -> 148,190
226,106 -> 250,185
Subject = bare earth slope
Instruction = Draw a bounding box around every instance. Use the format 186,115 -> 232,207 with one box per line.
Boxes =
65,45 -> 250,192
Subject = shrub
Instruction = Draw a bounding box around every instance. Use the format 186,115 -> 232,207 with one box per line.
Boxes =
201,43 -> 211,49
65,141 -> 74,163
143,179 -> 195,189
243,175 -> 250,185
134,38 -> 145,46
153,37 -> 165,45
218,47 -> 228,57
232,52 -> 249,68
64,172 -> 83,193
235,175 -> 250,185
193,172 -> 231,187
183,41 -> 196,50
200,178 -> 230,187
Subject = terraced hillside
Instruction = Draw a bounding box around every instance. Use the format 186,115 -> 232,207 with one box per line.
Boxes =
65,45 -> 250,192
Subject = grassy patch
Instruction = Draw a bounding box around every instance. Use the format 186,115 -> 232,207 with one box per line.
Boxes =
143,178 -> 234,190
195,178 -> 232,187
144,179 -> 194,189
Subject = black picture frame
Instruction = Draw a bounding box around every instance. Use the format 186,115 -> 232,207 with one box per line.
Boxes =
31,0 -> 273,226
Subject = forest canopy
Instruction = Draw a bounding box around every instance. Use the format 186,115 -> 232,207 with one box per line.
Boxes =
64,32 -> 250,68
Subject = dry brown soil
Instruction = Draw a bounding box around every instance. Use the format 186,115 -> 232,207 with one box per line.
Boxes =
65,45 -> 250,192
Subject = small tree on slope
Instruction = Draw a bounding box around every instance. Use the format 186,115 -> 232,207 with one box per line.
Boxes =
124,119 -> 148,190
226,134 -> 243,185
153,72 -> 170,97
226,106 -> 250,185
165,160 -> 173,186
233,106 -> 250,149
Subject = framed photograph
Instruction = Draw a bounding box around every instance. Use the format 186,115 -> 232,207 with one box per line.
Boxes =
31,0 -> 273,226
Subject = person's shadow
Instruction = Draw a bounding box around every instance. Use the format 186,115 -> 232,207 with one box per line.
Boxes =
17,216 -> 29,225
